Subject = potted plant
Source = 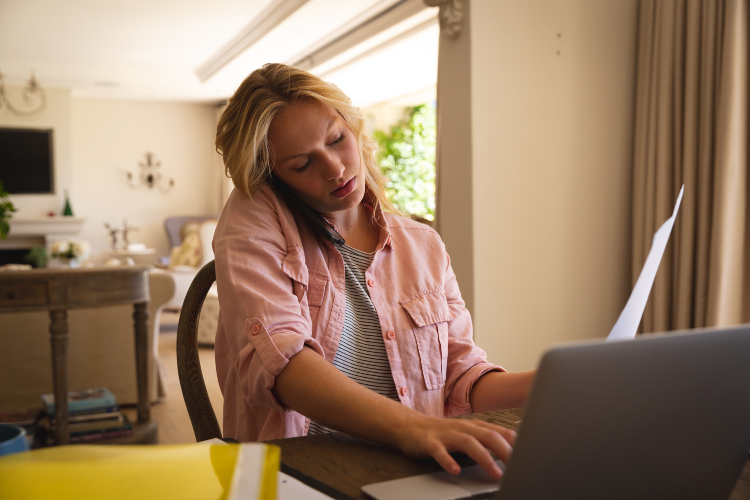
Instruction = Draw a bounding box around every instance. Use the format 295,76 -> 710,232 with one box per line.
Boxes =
0,180 -> 17,239
24,246 -> 49,268
50,239 -> 91,268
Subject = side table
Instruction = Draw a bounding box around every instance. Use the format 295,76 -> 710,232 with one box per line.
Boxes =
104,248 -> 157,266
0,266 -> 157,445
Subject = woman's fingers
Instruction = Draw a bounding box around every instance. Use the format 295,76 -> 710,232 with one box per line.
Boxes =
429,446 -> 462,475
449,423 -> 514,477
443,432 -> 504,478
470,421 -> 516,463
404,418 -> 516,478
484,422 -> 518,446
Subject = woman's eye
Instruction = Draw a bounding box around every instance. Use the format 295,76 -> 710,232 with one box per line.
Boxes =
293,135 -> 344,173
295,158 -> 312,173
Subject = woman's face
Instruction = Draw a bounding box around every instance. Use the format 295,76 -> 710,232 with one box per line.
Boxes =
268,99 -> 365,218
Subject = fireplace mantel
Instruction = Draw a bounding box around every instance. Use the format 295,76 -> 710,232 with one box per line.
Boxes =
0,216 -> 86,250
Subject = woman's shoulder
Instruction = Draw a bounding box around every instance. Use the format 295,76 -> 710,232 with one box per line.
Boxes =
223,183 -> 278,213
221,184 -> 285,223
217,184 -> 298,240
383,212 -> 438,235
382,212 -> 443,247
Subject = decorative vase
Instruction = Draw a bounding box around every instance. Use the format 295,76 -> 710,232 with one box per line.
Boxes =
62,189 -> 74,216
49,257 -> 82,269
65,257 -> 81,269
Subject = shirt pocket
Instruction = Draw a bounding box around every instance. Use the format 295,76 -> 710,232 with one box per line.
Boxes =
281,248 -> 328,323
400,288 -> 454,391
282,249 -> 308,303
306,269 -> 328,323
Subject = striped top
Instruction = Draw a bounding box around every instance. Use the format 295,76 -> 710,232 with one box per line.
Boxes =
308,244 -> 400,435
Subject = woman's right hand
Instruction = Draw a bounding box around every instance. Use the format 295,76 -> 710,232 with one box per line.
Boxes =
274,347 -> 515,479
393,413 -> 515,478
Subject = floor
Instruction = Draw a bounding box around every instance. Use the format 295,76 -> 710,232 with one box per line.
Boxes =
140,310 -> 225,444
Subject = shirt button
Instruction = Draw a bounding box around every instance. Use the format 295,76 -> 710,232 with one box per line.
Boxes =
367,279 -> 376,287
251,325 -> 260,335
400,387 -> 408,396
386,331 -> 395,340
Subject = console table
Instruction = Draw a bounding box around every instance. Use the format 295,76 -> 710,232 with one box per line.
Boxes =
104,248 -> 157,266
0,266 -> 156,445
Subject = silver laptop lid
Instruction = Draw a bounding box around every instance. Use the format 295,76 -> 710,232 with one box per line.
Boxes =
498,325 -> 750,500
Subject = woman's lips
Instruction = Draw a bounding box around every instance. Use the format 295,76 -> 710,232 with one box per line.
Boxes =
331,177 -> 356,198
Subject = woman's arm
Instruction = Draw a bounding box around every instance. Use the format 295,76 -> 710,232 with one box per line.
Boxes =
273,347 -> 516,479
469,370 -> 536,413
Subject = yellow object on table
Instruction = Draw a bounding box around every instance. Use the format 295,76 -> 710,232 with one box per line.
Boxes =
0,442 -> 279,500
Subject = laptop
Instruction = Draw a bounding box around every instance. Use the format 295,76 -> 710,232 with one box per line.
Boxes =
362,324 -> 750,500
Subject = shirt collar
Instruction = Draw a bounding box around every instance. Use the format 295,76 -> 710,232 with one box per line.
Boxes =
318,187 -> 393,251
361,195 -> 393,252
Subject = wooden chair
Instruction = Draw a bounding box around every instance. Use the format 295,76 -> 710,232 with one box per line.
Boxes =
176,259 -> 223,442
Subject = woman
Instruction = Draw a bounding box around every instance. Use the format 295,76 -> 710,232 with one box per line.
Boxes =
213,63 -> 534,478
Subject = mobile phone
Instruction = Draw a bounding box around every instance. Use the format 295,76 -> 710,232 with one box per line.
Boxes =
269,176 -> 345,245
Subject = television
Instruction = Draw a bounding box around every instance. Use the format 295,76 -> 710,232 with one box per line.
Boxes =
0,127 -> 54,194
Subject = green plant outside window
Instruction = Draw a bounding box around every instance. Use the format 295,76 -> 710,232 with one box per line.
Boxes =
374,104 -> 436,221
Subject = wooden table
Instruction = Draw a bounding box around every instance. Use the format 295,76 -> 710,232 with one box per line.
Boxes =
0,266 -> 156,445
270,408 -> 750,500
104,248 -> 157,266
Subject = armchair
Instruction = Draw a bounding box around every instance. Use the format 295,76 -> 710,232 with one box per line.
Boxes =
164,216 -> 218,250
164,218 -> 217,310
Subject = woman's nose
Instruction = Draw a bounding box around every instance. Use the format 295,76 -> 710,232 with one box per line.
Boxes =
321,154 -> 345,180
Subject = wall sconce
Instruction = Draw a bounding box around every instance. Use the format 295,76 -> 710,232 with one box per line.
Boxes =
127,152 -> 174,193
0,70 -> 46,117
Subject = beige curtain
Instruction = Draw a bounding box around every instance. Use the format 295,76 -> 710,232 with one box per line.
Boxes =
633,0 -> 749,333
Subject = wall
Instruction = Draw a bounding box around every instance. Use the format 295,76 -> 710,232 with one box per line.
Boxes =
0,86 -> 73,216
70,99 -> 221,258
3,87 -> 221,259
438,0 -> 639,371
434,7 -> 476,314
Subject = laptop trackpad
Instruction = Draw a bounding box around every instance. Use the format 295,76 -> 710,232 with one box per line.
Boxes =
362,462 -> 502,500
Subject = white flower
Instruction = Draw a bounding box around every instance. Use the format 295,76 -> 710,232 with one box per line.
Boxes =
71,240 -> 90,258
51,239 -> 90,258
51,240 -> 70,256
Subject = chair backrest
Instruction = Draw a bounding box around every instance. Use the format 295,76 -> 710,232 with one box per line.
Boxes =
165,215 -> 217,249
176,260 -> 222,442
197,220 -> 218,268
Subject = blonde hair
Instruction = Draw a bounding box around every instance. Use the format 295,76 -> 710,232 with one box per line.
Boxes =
215,63 -> 397,214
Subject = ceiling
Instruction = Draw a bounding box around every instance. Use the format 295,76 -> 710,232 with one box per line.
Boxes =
0,0 -> 438,107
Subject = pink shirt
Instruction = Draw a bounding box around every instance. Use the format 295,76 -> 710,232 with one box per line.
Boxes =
213,185 -> 504,442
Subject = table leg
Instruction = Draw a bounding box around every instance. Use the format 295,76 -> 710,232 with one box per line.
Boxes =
134,301 -> 150,423
49,309 -> 69,445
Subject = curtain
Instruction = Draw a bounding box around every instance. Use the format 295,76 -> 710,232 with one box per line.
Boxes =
632,0 -> 748,333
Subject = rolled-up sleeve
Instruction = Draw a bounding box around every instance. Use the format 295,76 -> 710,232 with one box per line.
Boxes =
214,188 -> 324,413
441,251 -> 505,416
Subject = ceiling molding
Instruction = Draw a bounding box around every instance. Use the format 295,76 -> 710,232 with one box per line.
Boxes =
291,0 -> 431,72
195,0 -> 310,82
318,16 -> 437,79
424,0 -> 463,38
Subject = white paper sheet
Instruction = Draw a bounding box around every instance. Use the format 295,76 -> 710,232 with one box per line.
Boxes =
607,185 -> 684,341
278,471 -> 335,500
